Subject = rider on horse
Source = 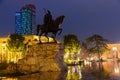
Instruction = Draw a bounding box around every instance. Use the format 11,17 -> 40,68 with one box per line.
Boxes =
36,9 -> 65,43
44,10 -> 53,27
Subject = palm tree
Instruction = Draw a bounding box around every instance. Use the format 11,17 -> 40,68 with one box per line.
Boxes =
85,34 -> 109,61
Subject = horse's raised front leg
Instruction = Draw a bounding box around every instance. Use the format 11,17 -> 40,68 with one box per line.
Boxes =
58,28 -> 62,35
51,32 -> 57,43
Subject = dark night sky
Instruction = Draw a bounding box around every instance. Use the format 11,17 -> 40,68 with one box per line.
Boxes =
0,0 -> 120,43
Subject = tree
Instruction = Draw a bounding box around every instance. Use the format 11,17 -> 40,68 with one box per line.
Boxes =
7,33 -> 26,63
80,42 -> 89,60
85,34 -> 110,77
85,34 -> 109,61
64,34 -> 80,64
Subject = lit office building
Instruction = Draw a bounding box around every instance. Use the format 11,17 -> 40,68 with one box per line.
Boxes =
15,12 -> 22,35
15,4 -> 36,35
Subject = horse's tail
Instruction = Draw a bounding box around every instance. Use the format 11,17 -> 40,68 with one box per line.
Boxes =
36,25 -> 40,35
36,24 -> 42,35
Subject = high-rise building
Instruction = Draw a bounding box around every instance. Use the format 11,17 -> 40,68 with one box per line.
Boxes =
15,4 -> 36,35
15,12 -> 22,35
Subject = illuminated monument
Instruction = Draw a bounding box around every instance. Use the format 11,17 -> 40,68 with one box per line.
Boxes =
15,4 -> 36,35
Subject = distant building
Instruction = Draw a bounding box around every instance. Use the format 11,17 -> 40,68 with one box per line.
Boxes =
15,4 -> 36,35
15,12 -> 22,35
0,35 -> 55,63
102,44 -> 120,60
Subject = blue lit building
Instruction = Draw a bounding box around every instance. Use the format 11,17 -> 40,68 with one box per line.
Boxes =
15,4 -> 36,35
15,12 -> 22,35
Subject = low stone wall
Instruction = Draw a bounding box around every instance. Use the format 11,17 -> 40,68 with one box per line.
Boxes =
15,43 -> 68,73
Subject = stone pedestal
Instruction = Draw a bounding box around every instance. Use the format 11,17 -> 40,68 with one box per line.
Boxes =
17,43 -> 68,73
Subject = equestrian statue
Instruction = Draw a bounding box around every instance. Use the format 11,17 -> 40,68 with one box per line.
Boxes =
36,9 -> 65,43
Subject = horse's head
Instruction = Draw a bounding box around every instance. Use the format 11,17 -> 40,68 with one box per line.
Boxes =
54,15 -> 65,26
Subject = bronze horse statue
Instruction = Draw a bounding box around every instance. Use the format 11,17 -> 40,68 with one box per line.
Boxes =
36,15 -> 65,42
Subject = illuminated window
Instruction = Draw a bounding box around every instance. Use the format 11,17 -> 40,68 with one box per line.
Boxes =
112,47 -> 117,51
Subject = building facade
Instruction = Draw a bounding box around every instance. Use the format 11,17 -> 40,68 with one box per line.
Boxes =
102,44 -> 120,60
15,4 -> 36,35
15,12 -> 22,35
0,35 -> 55,63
